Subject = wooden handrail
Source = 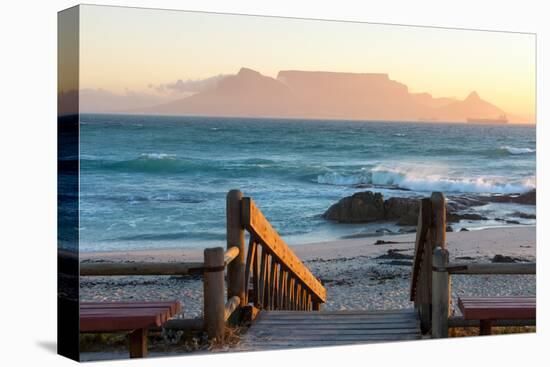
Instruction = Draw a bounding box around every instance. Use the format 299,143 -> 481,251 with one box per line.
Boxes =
241,197 -> 327,305
224,296 -> 241,321
224,247 -> 240,266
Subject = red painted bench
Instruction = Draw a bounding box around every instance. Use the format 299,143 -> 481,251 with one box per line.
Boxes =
458,296 -> 535,335
80,301 -> 181,358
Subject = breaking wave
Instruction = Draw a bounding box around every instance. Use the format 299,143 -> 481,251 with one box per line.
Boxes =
317,165 -> 535,194
500,146 -> 536,155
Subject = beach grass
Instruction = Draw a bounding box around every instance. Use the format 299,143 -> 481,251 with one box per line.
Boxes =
449,326 -> 535,337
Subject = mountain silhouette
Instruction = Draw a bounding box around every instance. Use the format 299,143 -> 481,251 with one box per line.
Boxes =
137,68 -> 507,122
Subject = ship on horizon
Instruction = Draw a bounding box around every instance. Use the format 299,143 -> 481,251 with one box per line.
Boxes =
466,114 -> 508,124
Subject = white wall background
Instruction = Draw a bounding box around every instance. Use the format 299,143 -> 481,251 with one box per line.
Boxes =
0,1 -> 547,366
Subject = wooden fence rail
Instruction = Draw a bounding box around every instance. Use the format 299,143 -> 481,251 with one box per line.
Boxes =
80,262 -> 205,276
445,263 -> 535,275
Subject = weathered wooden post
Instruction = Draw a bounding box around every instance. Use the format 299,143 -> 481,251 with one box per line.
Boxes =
414,198 -> 432,333
430,192 -> 450,338
227,190 -> 246,306
432,246 -> 450,338
204,247 -> 225,342
430,192 -> 446,253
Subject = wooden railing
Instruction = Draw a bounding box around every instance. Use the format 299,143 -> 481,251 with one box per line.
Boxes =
226,190 -> 327,312
242,196 -> 327,310
431,247 -> 536,338
409,191 -> 536,337
409,193 -> 446,333
80,189 -> 326,343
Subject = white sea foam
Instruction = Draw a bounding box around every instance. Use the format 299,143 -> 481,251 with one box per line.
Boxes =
370,165 -> 534,194
500,146 -> 536,155
317,164 -> 535,194
139,153 -> 177,160
316,170 -> 371,185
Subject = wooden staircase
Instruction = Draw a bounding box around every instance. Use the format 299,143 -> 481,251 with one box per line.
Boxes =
230,190 -> 422,350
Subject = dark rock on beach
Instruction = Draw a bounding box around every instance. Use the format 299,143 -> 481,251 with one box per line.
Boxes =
456,256 -> 475,260
481,189 -> 536,205
323,189 -> 535,227
376,249 -> 414,260
511,211 -> 536,219
446,212 -> 488,223
447,190 -> 536,207
382,260 -> 413,267
323,191 -> 420,224
374,240 -> 400,245
323,191 -> 385,223
324,190 -> 488,225
491,254 -> 526,263
384,197 -> 421,225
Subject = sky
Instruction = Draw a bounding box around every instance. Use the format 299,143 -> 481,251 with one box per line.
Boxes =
79,5 -> 536,122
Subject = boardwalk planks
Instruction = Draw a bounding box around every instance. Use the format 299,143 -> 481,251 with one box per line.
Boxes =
237,310 -> 421,351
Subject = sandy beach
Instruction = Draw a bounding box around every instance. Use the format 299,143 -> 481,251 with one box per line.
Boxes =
80,226 -> 536,318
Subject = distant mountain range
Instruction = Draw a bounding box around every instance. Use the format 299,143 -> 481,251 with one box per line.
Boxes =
123,68 -> 513,123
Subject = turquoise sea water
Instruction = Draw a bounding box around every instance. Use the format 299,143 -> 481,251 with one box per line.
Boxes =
79,114 -> 536,252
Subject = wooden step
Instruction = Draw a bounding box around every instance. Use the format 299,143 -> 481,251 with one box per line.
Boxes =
238,309 -> 422,351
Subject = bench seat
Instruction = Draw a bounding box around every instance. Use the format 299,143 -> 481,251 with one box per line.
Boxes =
458,296 -> 535,335
80,301 -> 181,358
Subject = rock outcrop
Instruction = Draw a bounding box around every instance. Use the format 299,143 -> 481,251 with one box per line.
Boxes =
323,191 -> 419,225
482,189 -> 536,205
322,190 -> 513,225
323,191 -> 385,223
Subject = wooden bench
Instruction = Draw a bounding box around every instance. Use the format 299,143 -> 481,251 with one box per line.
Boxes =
80,301 -> 181,358
458,296 -> 535,335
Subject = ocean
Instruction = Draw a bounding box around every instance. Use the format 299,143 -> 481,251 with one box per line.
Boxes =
78,114 -> 536,252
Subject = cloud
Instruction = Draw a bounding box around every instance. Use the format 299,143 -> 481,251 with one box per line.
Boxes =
150,74 -> 227,94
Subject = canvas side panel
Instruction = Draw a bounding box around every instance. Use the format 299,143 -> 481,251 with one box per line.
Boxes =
57,5 -> 80,361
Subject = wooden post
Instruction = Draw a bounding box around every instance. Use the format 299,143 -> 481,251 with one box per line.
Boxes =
430,192 -> 446,250
432,247 -> 449,338
414,198 -> 432,333
227,190 -> 246,307
479,320 -> 492,335
204,247 -> 225,342
128,328 -> 147,358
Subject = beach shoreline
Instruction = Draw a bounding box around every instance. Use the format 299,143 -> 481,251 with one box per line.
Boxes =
81,226 -> 536,263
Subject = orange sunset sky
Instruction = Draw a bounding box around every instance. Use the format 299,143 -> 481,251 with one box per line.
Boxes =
77,5 -> 536,123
